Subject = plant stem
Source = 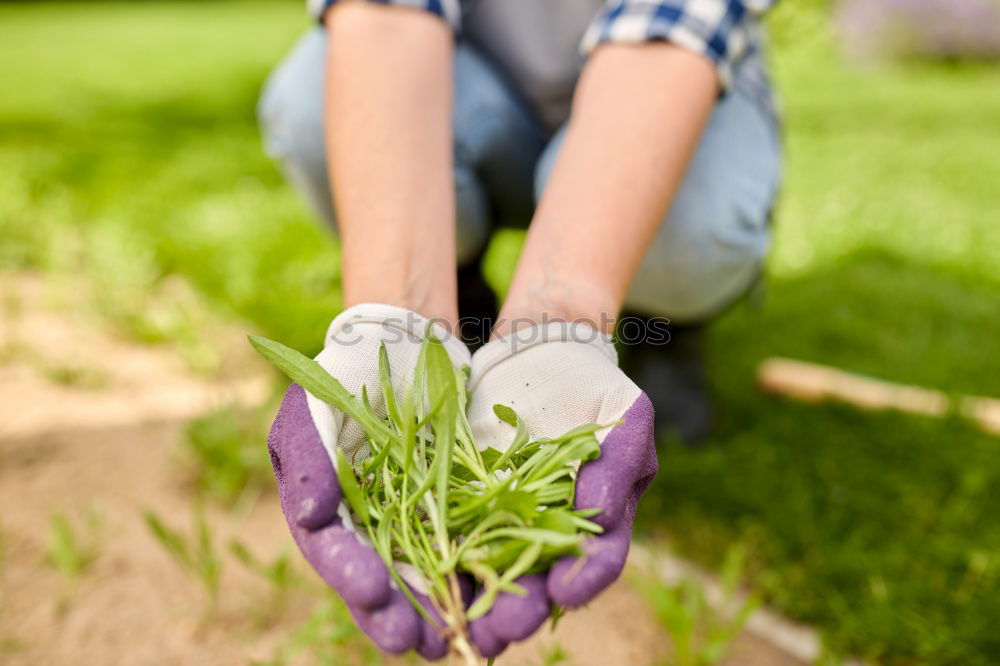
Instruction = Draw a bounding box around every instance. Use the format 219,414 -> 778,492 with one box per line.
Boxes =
450,632 -> 480,666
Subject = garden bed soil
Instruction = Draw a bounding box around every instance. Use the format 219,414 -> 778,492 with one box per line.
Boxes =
0,274 -> 803,665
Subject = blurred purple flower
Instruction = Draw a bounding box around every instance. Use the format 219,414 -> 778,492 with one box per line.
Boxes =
837,0 -> 1000,61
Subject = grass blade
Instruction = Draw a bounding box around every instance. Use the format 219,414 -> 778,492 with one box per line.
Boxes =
490,404 -> 531,472
247,335 -> 390,442
378,343 -> 402,429
467,540 -> 543,620
335,448 -> 369,526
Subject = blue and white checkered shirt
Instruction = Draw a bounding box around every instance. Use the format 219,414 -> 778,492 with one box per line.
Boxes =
308,0 -> 777,121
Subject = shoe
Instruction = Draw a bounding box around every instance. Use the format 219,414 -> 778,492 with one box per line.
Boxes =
618,318 -> 712,447
457,256 -> 498,351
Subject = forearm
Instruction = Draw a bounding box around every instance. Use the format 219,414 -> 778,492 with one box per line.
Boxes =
498,43 -> 717,335
325,4 -> 457,324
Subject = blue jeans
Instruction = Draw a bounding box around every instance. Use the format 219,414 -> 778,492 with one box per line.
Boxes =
258,29 -> 782,322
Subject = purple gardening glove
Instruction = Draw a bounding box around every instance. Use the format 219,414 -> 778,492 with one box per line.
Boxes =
464,323 -> 658,658
265,304 -> 471,660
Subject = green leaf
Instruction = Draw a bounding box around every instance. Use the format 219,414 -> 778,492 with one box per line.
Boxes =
466,582 -> 500,621
143,511 -> 192,569
376,500 -> 397,555
361,435 -> 393,476
522,434 -> 601,485
469,539 -> 527,573
47,513 -> 92,577
533,508 -> 579,535
468,540 -> 543,620
568,515 -> 604,534
247,335 -> 390,442
447,475 -> 515,524
549,605 -> 567,632
533,481 -> 574,505
451,447 -> 505,483
228,539 -> 258,570
493,404 -> 517,426
378,343 -> 402,430
493,489 -> 540,523
480,448 -> 503,469
490,406 -> 531,472
477,527 -> 583,548
335,448 -> 369,525
424,337 -> 457,549
450,461 -> 485,484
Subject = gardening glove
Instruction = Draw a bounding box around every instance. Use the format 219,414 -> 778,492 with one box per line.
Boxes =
265,303 -> 471,660
464,322 -> 658,658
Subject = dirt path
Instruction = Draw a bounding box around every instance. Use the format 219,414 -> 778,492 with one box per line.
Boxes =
0,273 -> 803,665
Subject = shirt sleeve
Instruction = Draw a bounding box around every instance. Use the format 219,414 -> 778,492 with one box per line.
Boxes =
307,0 -> 461,31
580,0 -> 777,90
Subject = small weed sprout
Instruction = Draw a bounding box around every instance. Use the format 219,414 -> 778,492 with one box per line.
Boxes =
536,642 -> 570,665
0,287 -> 23,364
93,272 -> 221,375
40,362 -> 108,390
254,596 -> 383,666
637,545 -> 760,666
46,508 -> 102,579
182,403 -> 271,505
229,539 -> 302,625
143,503 -> 221,616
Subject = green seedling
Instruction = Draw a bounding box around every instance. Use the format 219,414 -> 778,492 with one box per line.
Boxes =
143,503 -> 221,615
0,288 -> 23,365
250,334 -> 607,664
0,637 -> 25,657
46,508 -> 102,579
229,539 -> 299,590
40,362 -> 109,389
10,344 -> 109,390
254,596 -> 383,666
636,545 -> 760,666
91,270 -> 221,375
229,539 -> 302,624
536,642 -> 570,665
183,403 -> 272,505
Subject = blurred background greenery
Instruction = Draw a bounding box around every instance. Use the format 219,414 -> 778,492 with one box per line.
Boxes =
2,1 -> 998,664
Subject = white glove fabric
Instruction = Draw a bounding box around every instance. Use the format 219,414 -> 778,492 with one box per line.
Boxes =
306,303 -> 471,465
467,322 -> 643,449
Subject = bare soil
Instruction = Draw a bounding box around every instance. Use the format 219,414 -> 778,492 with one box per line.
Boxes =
0,274 -> 803,665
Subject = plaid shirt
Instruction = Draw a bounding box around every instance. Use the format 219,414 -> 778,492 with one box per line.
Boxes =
308,0 -> 778,117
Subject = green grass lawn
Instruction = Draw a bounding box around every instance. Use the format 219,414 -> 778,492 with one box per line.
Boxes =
3,2 -> 999,664
0,1 -> 340,351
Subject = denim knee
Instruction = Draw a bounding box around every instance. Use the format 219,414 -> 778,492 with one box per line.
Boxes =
257,29 -> 336,227
626,194 -> 772,322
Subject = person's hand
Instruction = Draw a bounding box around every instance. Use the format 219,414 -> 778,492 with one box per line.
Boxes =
464,323 -> 658,658
265,304 -> 470,659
